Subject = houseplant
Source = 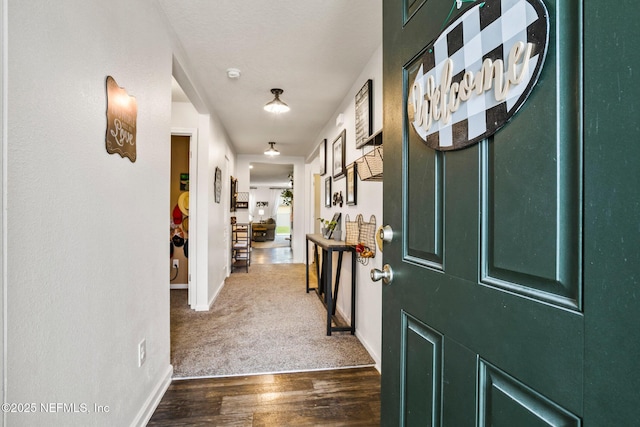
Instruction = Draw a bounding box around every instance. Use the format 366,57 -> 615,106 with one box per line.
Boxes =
281,188 -> 293,206
317,218 -> 337,238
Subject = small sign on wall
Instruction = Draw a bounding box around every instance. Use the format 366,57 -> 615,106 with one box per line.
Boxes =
407,0 -> 549,151
105,76 -> 137,162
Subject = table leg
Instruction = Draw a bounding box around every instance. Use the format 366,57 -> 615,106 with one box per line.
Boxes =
305,239 -> 309,293
351,251 -> 356,335
326,248 -> 333,336
332,252 -> 344,316
315,245 -> 321,292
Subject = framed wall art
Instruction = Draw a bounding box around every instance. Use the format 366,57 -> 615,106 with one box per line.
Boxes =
325,176 -> 332,207
346,163 -> 357,205
236,192 -> 249,209
319,138 -> 327,176
355,79 -> 373,149
214,167 -> 222,203
230,176 -> 237,212
332,129 -> 346,180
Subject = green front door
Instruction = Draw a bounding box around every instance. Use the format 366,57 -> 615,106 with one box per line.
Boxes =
382,0 -> 640,425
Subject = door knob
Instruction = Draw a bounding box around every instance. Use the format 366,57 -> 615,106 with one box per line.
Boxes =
371,264 -> 394,285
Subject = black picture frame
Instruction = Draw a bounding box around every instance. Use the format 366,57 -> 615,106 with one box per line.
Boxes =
332,129 -> 346,180
214,167 -> 222,203
319,138 -> 327,176
325,176 -> 332,207
346,163 -> 357,205
355,79 -> 373,149
230,176 -> 237,212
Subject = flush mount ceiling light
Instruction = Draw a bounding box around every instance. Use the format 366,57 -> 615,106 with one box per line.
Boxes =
263,88 -> 290,114
264,141 -> 280,156
226,68 -> 241,79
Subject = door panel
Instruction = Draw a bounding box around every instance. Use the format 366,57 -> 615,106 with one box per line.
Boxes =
406,137 -> 443,267
478,359 -> 581,426
401,312 -> 443,425
481,134 -> 582,309
382,0 -> 586,424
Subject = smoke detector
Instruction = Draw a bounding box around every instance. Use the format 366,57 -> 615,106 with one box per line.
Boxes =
226,68 -> 241,79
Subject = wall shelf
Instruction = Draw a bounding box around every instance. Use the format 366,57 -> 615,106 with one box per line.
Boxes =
359,129 -> 382,147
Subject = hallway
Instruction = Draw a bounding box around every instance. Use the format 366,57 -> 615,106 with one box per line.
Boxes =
170,245 -> 373,378
158,240 -> 380,424
250,234 -> 294,265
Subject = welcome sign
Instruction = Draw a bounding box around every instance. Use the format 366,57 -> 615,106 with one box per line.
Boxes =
407,0 -> 549,151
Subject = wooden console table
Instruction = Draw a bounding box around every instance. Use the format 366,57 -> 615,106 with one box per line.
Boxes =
252,225 -> 267,242
305,233 -> 356,336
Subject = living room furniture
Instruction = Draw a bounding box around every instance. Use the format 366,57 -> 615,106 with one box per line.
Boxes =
263,218 -> 276,240
231,223 -> 251,272
252,218 -> 276,241
252,225 -> 267,242
305,233 -> 356,336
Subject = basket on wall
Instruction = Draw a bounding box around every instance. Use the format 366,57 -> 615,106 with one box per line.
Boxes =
345,214 -> 377,265
355,146 -> 383,182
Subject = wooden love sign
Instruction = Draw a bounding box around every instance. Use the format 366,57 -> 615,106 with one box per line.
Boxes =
105,76 -> 137,162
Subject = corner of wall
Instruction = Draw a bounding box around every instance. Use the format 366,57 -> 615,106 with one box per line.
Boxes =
131,365 -> 173,427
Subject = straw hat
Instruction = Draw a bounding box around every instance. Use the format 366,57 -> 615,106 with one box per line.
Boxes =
178,192 -> 189,216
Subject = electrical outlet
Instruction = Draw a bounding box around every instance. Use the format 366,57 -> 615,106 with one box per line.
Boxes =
138,339 -> 146,367
172,259 -> 179,269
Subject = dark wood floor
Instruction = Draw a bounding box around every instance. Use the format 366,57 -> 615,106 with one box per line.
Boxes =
148,366 -> 381,426
250,240 -> 293,264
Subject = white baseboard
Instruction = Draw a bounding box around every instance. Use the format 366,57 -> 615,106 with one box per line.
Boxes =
194,279 -> 226,311
131,364 -> 173,427
170,283 -> 188,290
335,304 -> 381,373
355,330 -> 381,373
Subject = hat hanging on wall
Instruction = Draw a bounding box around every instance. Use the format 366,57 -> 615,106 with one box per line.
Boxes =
172,204 -> 183,225
183,240 -> 188,258
178,191 -> 189,216
172,227 -> 185,247
182,217 -> 189,232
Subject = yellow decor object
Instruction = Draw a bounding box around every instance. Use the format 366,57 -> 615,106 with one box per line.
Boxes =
178,191 -> 189,216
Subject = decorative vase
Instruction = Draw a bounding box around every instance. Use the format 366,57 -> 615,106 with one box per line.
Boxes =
321,227 -> 327,237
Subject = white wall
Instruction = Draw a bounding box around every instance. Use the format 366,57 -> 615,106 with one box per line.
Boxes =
5,0 -> 173,425
0,1 -> 5,423
306,45 -> 383,369
170,101 -> 235,310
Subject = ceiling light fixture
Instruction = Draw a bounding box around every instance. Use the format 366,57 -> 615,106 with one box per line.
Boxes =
264,88 -> 290,114
226,68 -> 241,79
264,141 -> 280,156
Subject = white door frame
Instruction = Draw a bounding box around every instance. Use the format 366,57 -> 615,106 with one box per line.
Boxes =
171,127 -> 197,308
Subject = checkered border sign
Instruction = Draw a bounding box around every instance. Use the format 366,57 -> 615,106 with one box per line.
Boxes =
407,0 -> 549,151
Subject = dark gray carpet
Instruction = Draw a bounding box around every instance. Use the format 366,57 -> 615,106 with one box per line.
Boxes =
170,263 -> 374,378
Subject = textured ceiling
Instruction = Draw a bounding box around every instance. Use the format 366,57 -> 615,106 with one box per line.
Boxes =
250,163 -> 294,188
158,0 -> 382,159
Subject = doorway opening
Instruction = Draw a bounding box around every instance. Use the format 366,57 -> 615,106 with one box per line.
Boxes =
169,129 -> 197,308
249,163 -> 294,264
